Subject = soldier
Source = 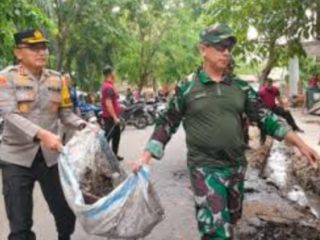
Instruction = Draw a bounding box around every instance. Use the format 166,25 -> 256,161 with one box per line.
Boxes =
0,29 -> 93,240
132,24 -> 320,240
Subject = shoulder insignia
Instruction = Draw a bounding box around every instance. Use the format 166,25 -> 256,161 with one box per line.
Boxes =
46,76 -> 61,88
47,69 -> 61,77
0,65 -> 16,74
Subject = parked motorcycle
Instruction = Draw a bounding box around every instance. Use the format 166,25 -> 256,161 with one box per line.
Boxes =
118,102 -> 148,132
79,101 -> 103,126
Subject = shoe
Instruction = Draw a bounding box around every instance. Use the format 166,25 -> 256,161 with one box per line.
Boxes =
116,155 -> 124,161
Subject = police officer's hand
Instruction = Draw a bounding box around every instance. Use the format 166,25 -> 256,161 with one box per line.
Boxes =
131,151 -> 152,174
36,129 -> 63,152
114,117 -> 121,125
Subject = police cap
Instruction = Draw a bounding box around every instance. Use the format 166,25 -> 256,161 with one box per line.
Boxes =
14,29 -> 48,45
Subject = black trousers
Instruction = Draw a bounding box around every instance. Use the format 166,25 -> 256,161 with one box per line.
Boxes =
103,117 -> 121,155
260,105 -> 300,144
1,150 -> 75,240
271,105 -> 299,130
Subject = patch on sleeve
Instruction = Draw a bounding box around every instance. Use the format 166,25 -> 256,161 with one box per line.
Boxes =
60,77 -> 72,108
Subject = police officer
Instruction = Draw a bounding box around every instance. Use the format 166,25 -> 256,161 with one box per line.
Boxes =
0,29 -> 90,240
132,24 -> 320,240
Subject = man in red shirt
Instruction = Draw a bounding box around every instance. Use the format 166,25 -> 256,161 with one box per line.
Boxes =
100,65 -> 123,160
259,78 -> 303,144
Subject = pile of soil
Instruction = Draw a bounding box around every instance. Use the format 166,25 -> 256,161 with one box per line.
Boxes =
290,149 -> 320,195
242,221 -> 320,240
80,167 -> 114,204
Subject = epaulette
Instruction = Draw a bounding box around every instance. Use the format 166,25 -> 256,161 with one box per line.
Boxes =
47,69 -> 61,77
0,65 -> 17,74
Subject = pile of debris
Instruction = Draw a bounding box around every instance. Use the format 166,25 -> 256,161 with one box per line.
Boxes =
241,219 -> 320,240
79,145 -> 124,204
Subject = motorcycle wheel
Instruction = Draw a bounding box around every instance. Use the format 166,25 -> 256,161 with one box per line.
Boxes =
146,113 -> 155,126
133,115 -> 148,129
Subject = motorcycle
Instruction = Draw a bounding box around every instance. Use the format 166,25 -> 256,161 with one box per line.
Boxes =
118,102 -> 148,132
79,101 -> 103,126
144,101 -> 162,126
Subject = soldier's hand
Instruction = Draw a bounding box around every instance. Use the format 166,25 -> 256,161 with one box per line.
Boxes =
36,129 -> 63,152
131,151 -> 152,174
298,145 -> 320,170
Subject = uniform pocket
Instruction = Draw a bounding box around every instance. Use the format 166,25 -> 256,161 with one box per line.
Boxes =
185,91 -> 209,115
48,92 -> 62,113
16,88 -> 35,113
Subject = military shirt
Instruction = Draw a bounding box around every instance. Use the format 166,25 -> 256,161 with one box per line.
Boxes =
0,65 -> 86,167
145,68 -> 291,168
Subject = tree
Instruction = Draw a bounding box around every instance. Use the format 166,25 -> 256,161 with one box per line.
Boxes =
114,0 -> 203,91
0,0 -> 52,68
205,0 -> 319,82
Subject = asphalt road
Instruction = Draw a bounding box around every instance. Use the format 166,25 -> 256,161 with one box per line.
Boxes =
0,126 -> 198,240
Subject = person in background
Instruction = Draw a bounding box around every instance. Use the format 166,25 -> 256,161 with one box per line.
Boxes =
131,24 -> 320,240
0,28 -> 95,240
100,65 -> 123,161
306,74 -> 320,110
259,78 -> 304,144
126,87 -> 135,105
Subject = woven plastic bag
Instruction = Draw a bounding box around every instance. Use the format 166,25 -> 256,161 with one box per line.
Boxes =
58,129 -> 164,239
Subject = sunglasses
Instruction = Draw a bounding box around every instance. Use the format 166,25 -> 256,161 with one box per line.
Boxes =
208,39 -> 235,52
17,44 -> 48,51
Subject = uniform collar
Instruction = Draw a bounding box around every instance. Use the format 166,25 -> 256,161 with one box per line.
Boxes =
17,64 -> 49,80
197,68 -> 232,85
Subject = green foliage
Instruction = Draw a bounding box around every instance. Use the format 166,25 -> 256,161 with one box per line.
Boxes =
0,0 -> 53,68
114,0 -> 202,90
2,0 -> 319,92
300,56 -> 320,82
204,0 -> 318,81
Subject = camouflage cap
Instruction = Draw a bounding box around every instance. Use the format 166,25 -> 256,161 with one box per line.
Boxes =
14,29 -> 48,45
200,24 -> 237,44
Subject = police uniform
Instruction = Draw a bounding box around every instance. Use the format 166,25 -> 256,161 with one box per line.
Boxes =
0,29 -> 86,240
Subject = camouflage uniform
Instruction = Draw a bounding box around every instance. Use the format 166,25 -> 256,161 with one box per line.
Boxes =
145,25 -> 290,240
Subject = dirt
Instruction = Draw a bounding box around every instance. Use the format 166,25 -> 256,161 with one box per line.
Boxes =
80,167 -> 114,204
290,148 -> 320,195
242,220 -> 320,240
239,127 -> 320,239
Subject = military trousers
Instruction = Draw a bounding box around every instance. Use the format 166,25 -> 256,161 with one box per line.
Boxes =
189,165 -> 246,240
1,150 -> 76,240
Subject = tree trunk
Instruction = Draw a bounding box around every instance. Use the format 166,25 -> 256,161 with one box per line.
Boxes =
317,0 -> 320,39
260,40 -> 277,84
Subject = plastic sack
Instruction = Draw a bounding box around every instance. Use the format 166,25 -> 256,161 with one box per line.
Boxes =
58,129 -> 164,239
